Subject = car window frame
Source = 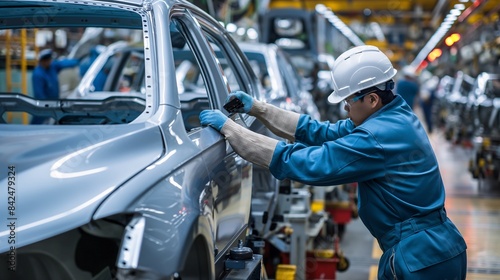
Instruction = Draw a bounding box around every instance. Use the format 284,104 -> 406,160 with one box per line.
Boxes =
180,8 -> 262,126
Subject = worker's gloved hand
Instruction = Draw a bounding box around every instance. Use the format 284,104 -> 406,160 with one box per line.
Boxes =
227,91 -> 254,113
199,110 -> 228,131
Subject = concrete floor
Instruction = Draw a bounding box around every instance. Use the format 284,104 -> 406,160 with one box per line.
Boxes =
336,129 -> 500,280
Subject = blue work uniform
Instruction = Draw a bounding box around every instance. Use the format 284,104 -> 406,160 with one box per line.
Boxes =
31,59 -> 79,124
269,95 -> 467,279
32,59 -> 79,100
395,78 -> 419,109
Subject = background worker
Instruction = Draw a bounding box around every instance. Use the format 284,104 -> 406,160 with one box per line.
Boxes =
31,49 -> 80,124
419,73 -> 440,134
395,65 -> 420,109
199,45 -> 467,279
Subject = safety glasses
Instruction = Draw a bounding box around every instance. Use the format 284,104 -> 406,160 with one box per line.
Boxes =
343,90 -> 376,107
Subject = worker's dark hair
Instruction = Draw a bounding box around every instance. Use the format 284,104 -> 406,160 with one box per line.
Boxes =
356,89 -> 395,105
376,90 -> 395,105
355,80 -> 395,105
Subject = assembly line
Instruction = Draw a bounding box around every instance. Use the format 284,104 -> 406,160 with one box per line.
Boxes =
0,0 -> 499,280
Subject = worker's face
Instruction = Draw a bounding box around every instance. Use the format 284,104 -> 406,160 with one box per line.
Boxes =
40,58 -> 52,69
343,92 -> 380,126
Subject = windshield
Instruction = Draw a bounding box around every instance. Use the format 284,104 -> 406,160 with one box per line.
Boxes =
0,2 -> 145,125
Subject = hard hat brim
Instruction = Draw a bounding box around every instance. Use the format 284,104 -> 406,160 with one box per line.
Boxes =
327,91 -> 345,104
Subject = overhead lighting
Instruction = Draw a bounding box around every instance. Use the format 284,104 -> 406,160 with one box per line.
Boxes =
411,4 -> 467,68
315,4 -> 365,47
450,9 -> 462,16
226,23 -> 237,33
315,4 -> 327,13
236,27 -> 246,36
445,15 -> 458,21
427,48 -> 442,62
246,28 -> 258,40
445,33 -> 461,46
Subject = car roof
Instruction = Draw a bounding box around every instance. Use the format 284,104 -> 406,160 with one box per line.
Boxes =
0,0 -> 143,29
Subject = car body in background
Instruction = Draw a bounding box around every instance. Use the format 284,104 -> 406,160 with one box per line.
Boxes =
469,72 -> 500,137
466,73 -> 500,183
315,53 -> 335,95
0,0 -> 274,279
239,42 -> 321,121
434,75 -> 455,128
314,53 -> 345,122
443,71 -> 475,142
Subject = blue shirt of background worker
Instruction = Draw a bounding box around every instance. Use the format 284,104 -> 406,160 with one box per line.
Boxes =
395,66 -> 420,109
31,49 -> 80,124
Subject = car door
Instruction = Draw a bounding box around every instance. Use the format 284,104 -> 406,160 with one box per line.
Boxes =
169,9 -> 257,259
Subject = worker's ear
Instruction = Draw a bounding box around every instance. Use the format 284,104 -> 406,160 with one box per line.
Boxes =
368,93 -> 380,108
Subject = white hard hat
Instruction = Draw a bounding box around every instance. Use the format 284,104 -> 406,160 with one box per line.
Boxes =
38,49 -> 54,60
328,45 -> 397,104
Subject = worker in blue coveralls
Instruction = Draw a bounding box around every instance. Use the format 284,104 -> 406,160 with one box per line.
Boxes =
395,66 -> 420,109
199,45 -> 467,279
31,49 -> 80,124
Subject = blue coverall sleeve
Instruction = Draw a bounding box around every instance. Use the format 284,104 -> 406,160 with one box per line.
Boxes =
54,59 -> 80,72
294,114 -> 355,146
270,128 -> 386,186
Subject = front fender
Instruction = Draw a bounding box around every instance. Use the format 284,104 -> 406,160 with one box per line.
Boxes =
110,155 -> 216,278
117,213 -> 215,278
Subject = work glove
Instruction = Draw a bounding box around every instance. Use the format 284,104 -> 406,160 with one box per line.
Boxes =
227,91 -> 254,113
199,110 -> 228,132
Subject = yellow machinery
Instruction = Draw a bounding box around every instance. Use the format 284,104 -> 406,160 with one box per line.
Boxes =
1,28 -> 38,123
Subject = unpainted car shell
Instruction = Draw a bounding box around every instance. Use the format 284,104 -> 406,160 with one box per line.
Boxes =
0,0 -> 265,279
471,73 -> 500,136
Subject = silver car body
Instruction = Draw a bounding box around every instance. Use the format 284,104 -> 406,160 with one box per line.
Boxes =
0,0 -> 269,279
470,72 -> 500,136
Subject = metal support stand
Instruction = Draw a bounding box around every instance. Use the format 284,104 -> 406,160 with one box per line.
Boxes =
269,187 -> 328,280
223,254 -> 265,280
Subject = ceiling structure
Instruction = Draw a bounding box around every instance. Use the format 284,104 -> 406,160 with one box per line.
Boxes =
264,0 -> 500,68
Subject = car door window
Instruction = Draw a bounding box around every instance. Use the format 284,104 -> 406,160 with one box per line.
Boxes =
168,23 -> 210,132
170,17 -> 256,131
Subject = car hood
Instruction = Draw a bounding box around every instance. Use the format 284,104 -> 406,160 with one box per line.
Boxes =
0,124 -> 163,252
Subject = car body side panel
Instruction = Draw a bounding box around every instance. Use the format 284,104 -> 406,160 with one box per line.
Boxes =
95,122 -> 250,276
93,106 -> 204,218
0,123 -> 163,252
126,154 -> 212,275
204,138 -> 253,256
